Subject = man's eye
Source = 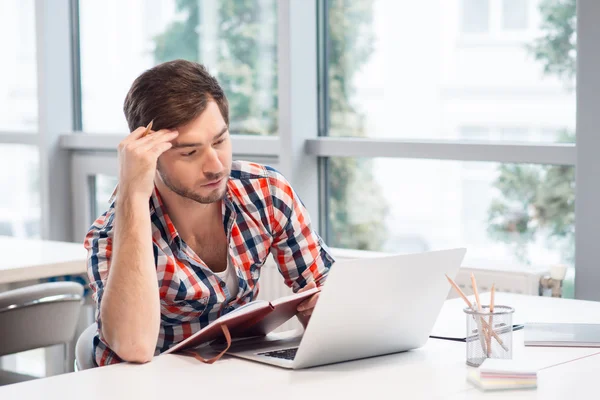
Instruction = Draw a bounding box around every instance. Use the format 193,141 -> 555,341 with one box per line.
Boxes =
182,150 -> 196,157
213,139 -> 225,146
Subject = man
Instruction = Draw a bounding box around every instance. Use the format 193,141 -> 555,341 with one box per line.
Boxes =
84,59 -> 334,367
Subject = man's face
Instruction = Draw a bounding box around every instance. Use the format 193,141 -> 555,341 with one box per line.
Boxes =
156,101 -> 232,204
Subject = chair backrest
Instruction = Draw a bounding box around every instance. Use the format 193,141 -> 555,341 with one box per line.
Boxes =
75,322 -> 98,371
0,282 -> 84,357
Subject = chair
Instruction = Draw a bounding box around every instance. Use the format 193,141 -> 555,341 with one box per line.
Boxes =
0,282 -> 84,385
75,322 -> 97,371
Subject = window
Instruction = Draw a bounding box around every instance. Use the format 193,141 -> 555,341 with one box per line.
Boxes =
0,3 -> 39,238
0,145 -> 40,238
459,126 -> 561,142
459,126 -> 491,141
462,0 -> 490,33
323,0 -> 576,269
93,175 -> 118,219
0,0 -> 37,131
0,0 -> 593,300
502,0 -> 529,30
326,157 -> 574,268
79,0 -> 278,135
327,0 -> 573,142
498,127 -> 530,141
461,0 -> 531,36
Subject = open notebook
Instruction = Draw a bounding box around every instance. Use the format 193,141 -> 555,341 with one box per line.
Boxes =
163,287 -> 319,356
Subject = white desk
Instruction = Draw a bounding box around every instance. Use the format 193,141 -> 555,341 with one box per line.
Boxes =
0,236 -> 87,284
433,291 -> 600,339
2,294 -> 600,399
447,352 -> 600,399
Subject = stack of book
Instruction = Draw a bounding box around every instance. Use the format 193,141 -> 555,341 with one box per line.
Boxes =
467,359 -> 537,391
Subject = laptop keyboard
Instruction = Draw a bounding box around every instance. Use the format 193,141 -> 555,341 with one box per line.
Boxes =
257,347 -> 298,360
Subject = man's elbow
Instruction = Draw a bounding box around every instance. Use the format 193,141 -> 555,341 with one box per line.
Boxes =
102,326 -> 156,363
113,340 -> 155,364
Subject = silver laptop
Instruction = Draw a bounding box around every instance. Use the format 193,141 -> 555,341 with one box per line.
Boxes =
225,248 -> 466,369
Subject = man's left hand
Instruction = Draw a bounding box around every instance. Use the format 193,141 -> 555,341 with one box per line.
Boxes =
296,281 -> 320,328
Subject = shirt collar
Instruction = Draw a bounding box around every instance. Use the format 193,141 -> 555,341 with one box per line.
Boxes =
149,181 -> 235,245
149,186 -> 179,245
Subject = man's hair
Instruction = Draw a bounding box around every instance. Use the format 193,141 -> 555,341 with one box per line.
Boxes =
123,59 -> 229,132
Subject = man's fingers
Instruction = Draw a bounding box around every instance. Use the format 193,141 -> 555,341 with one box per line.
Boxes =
297,293 -> 319,312
300,309 -> 313,317
137,130 -> 179,152
297,282 -> 319,312
118,126 -> 149,150
297,312 -> 310,329
305,294 -> 319,308
297,305 -> 315,314
298,281 -> 317,293
150,142 -> 174,157
137,129 -> 178,146
123,125 -> 152,143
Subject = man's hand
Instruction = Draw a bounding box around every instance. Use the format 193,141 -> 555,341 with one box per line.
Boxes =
117,126 -> 178,200
296,281 -> 320,328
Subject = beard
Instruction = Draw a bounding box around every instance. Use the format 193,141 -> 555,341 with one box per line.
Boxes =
157,163 -> 230,204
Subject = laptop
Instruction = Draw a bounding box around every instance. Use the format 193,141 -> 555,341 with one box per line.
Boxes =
224,248 -> 467,369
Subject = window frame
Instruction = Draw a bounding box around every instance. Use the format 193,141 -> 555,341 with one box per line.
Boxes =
459,0 -> 539,45
1,0 -> 598,300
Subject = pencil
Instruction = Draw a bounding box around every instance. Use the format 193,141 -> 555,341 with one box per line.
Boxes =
108,120 -> 154,204
486,284 -> 496,357
445,274 -> 509,352
471,273 -> 482,311
470,273 -> 488,355
445,274 -> 473,308
142,119 -> 154,136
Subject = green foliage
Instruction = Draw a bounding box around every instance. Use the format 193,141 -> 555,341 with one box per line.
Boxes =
488,0 -> 576,264
488,156 -> 575,263
153,0 -> 388,250
328,158 -> 389,250
327,0 -> 375,128
526,0 -> 576,86
154,0 -> 277,135
327,0 -> 389,250
154,0 -> 199,63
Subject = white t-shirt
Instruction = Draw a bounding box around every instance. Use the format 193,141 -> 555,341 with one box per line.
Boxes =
214,258 -> 239,300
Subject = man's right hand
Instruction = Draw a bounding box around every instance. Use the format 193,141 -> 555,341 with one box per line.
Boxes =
117,126 -> 179,200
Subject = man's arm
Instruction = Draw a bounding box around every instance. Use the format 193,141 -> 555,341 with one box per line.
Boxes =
98,195 -> 160,363
266,167 -> 334,324
88,126 -> 178,363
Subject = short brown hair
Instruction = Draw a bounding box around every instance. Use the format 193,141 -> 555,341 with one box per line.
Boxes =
123,59 -> 229,132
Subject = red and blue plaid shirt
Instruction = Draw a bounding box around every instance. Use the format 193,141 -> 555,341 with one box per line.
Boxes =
84,161 -> 334,366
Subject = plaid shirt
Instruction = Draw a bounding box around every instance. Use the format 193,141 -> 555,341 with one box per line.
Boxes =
84,161 -> 334,366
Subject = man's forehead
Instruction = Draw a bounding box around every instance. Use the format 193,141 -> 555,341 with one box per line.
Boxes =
171,125 -> 228,148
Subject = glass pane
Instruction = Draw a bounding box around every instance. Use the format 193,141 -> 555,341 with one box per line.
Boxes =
326,157 -> 574,269
0,349 -> 46,379
503,0 -> 529,30
326,0 -> 576,143
79,0 -> 278,135
0,145 -> 40,238
0,0 -> 37,131
462,0 -> 490,33
94,175 -> 118,220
